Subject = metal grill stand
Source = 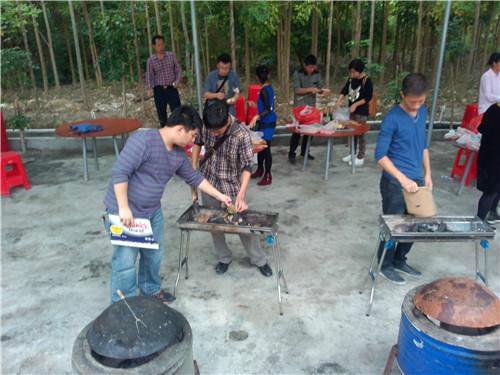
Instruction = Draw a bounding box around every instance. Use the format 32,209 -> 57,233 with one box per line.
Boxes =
173,206 -> 289,315
360,215 -> 495,316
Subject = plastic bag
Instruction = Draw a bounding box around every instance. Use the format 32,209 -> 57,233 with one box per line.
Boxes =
332,107 -> 349,122
293,105 -> 322,125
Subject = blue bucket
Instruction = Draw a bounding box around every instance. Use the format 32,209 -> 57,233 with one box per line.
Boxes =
397,287 -> 500,375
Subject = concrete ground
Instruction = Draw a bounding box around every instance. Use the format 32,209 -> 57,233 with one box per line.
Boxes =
1,141 -> 499,374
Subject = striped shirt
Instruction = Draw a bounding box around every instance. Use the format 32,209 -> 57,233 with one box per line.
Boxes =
146,52 -> 182,89
104,130 -> 204,218
195,117 -> 253,198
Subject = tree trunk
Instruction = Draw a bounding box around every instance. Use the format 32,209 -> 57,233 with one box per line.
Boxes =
204,18 -> 210,74
62,21 -> 77,86
414,0 -> 424,72
180,1 -> 191,73
352,1 -> 362,58
392,12 -> 401,78
99,0 -> 105,18
481,3 -> 495,68
378,1 -> 388,65
68,0 -> 87,109
30,1 -> 48,93
82,1 -> 103,87
154,0 -> 162,35
325,0 -> 334,87
467,1 -> 481,78
79,26 -> 90,81
244,25 -> 250,87
229,0 -> 237,71
367,0 -> 375,65
145,2 -> 153,56
334,3 -> 341,80
41,0 -> 60,90
167,2 -> 177,56
122,73 -> 128,117
17,0 -> 37,92
311,4 -> 318,57
131,1 -> 146,117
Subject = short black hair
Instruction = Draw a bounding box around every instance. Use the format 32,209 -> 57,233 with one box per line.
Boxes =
152,35 -> 164,45
487,52 -> 500,66
165,105 -> 202,131
304,54 -> 317,66
217,53 -> 232,64
256,65 -> 270,84
348,59 -> 365,73
402,73 -> 428,96
203,100 -> 229,130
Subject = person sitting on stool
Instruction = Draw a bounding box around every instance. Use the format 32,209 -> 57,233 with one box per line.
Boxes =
146,35 -> 182,127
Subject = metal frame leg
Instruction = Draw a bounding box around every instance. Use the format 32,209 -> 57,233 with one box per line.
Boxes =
302,136 -> 312,171
113,136 -> 120,159
82,138 -> 89,181
366,237 -> 393,316
184,231 -> 191,279
324,138 -> 332,181
475,240 -> 489,285
457,151 -> 474,195
360,234 -> 382,294
270,233 -> 288,315
174,230 -> 187,297
350,136 -> 356,175
92,137 -> 99,170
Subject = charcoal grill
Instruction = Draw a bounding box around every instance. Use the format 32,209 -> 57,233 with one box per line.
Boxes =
361,215 -> 496,316
173,204 -> 288,315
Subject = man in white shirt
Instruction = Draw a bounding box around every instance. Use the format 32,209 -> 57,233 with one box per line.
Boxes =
478,52 -> 500,114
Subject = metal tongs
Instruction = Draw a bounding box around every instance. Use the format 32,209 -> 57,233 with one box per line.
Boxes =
116,289 -> 148,335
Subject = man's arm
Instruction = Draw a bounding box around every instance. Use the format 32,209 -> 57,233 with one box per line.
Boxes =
114,182 -> 134,227
227,74 -> 241,105
377,157 -> 418,193
172,53 -> 182,86
235,170 -> 251,212
423,149 -> 432,189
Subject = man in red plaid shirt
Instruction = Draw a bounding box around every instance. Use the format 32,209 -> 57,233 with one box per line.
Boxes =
146,35 -> 182,127
192,100 -> 273,277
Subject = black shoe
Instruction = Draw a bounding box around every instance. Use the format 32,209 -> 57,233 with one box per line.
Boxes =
258,263 -> 273,277
380,266 -> 406,285
153,290 -> 176,303
215,261 -> 231,274
288,156 -> 296,165
301,153 -> 315,160
394,261 -> 422,278
486,211 -> 500,224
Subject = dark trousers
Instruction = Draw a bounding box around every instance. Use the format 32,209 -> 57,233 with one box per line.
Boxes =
477,191 -> 500,220
258,140 -> 272,173
153,85 -> 181,127
289,133 -> 309,158
351,114 -> 368,159
377,175 -> 424,268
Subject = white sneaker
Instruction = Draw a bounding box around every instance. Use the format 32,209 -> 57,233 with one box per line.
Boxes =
342,154 -> 352,163
349,158 -> 364,166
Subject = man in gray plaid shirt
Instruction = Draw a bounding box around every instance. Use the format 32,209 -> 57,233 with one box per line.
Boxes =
192,100 -> 273,277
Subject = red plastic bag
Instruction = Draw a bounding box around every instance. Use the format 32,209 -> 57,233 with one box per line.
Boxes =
293,105 -> 321,125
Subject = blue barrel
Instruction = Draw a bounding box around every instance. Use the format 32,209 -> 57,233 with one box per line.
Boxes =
397,286 -> 500,375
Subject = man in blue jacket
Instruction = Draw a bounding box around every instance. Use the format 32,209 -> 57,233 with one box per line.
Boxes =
374,73 -> 433,285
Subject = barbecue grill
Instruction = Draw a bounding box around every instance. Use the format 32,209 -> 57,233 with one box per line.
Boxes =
361,215 -> 496,316
173,204 -> 289,315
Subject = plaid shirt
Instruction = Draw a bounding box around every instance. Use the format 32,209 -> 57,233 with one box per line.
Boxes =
146,52 -> 182,89
195,118 -> 253,198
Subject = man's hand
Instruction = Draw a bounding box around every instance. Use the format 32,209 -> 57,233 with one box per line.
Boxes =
399,176 -> 419,193
249,115 -> 259,128
191,188 -> 199,203
146,89 -> 153,98
119,206 -> 134,227
215,92 -> 225,100
424,174 -> 433,190
349,103 -> 357,113
310,87 -> 321,94
235,194 -> 248,212
226,97 -> 236,105
217,194 -> 232,207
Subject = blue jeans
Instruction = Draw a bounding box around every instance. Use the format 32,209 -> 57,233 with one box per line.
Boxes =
108,208 -> 165,303
377,175 -> 424,268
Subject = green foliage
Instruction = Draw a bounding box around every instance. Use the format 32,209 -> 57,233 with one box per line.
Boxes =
0,47 -> 36,90
384,71 -> 411,106
7,113 -> 31,131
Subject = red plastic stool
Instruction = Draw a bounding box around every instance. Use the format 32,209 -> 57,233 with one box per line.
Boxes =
450,148 -> 477,187
235,96 -> 246,124
460,103 -> 478,128
1,151 -> 30,196
246,84 -> 262,124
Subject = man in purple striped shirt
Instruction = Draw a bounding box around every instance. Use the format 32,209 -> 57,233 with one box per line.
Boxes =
146,35 -> 182,127
104,106 -> 231,304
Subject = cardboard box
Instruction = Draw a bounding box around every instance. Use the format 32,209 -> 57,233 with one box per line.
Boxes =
403,187 -> 437,217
